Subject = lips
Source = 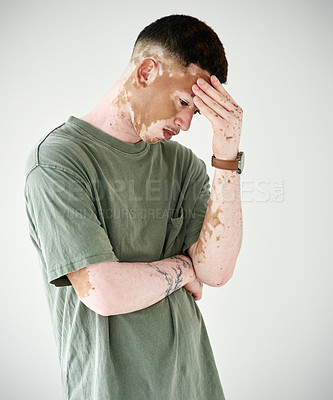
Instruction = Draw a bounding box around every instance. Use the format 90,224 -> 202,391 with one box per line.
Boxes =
163,128 -> 178,141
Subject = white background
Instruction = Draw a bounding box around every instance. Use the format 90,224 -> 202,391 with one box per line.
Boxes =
1,0 -> 332,399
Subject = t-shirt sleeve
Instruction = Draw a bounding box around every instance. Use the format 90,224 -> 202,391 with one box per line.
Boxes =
181,157 -> 211,254
24,165 -> 119,287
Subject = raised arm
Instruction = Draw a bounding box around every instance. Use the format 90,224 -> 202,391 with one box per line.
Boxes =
187,75 -> 243,287
67,255 -> 196,316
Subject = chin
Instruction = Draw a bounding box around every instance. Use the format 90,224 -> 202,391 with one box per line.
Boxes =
140,132 -> 161,144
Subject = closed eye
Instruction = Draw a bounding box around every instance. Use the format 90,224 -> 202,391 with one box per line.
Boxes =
180,98 -> 201,115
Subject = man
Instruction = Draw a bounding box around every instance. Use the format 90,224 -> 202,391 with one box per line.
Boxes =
24,14 -> 244,400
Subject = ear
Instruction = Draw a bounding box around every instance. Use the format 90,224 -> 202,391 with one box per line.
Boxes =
136,58 -> 159,87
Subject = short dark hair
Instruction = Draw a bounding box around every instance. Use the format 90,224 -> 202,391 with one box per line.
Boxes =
132,14 -> 228,83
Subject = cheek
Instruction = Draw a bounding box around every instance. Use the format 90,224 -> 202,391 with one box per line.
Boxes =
135,97 -> 178,132
153,97 -> 178,121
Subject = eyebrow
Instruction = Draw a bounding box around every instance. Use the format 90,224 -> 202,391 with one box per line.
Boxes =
179,91 -> 200,113
188,92 -> 200,113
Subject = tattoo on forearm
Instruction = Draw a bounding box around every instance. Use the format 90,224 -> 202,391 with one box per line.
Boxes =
169,256 -> 192,269
156,265 -> 183,296
148,262 -> 184,296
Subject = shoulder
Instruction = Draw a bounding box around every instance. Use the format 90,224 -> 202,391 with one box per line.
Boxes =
24,121 -> 95,182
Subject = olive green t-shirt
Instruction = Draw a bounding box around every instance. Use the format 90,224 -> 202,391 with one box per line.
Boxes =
24,116 -> 225,400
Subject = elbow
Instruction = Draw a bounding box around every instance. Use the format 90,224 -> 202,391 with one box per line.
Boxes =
196,261 -> 235,288
196,271 -> 233,288
80,298 -> 108,317
210,270 -> 234,287
95,307 -> 111,317
91,297 -> 124,316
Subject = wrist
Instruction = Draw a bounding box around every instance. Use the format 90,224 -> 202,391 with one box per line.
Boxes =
169,255 -> 196,282
213,150 -> 239,160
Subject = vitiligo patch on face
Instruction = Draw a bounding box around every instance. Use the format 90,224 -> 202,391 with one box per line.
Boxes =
123,54 -> 210,138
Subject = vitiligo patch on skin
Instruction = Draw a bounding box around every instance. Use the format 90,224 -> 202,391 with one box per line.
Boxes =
96,45 -> 210,145
127,71 -> 180,133
210,206 -> 223,228
131,44 -> 167,65
193,167 -> 242,278
195,198 -> 224,262
195,239 -> 206,263
68,268 -> 95,299
122,51 -> 210,141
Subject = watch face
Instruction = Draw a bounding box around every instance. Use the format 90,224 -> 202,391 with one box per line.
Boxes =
237,151 -> 245,174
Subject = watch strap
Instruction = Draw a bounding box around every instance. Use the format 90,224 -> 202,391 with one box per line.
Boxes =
211,155 -> 239,171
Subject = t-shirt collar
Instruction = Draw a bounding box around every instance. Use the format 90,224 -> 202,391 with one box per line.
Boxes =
67,116 -> 148,155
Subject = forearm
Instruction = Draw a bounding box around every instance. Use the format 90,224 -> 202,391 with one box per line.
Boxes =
192,167 -> 243,286
80,256 -> 196,316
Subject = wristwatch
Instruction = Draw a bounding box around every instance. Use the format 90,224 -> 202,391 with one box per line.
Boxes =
211,151 -> 245,174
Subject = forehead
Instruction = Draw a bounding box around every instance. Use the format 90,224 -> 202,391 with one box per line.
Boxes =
161,62 -> 210,92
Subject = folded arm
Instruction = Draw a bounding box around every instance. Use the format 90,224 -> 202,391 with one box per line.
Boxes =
67,255 -> 196,316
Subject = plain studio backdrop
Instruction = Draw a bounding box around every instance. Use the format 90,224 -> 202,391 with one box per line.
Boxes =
1,0 -> 332,399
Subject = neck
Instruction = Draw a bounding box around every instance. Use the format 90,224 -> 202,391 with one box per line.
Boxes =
80,63 -> 142,144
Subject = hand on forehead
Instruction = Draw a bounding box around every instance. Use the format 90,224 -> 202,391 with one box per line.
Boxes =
160,60 -> 211,97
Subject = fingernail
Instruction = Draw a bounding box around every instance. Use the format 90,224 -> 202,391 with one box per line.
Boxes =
212,75 -> 218,82
193,96 -> 199,102
198,78 -> 206,85
193,84 -> 199,91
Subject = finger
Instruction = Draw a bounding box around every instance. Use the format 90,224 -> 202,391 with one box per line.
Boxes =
197,77 -> 238,112
209,76 -> 241,111
193,84 -> 231,118
195,292 -> 202,301
193,95 -> 229,124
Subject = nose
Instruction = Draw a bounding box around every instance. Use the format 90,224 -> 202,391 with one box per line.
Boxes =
174,109 -> 194,132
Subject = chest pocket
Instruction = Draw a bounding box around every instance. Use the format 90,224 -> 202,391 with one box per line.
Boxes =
162,207 -> 185,258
